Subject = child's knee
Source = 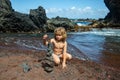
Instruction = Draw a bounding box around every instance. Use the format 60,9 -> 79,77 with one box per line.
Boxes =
55,59 -> 60,64
52,54 -> 60,64
68,54 -> 72,60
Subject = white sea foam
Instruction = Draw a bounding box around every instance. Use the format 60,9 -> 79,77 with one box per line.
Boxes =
68,29 -> 120,36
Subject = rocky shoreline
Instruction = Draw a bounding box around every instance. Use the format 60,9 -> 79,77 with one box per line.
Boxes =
0,0 -> 120,33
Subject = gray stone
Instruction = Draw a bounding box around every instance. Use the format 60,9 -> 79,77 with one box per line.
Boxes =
21,62 -> 31,73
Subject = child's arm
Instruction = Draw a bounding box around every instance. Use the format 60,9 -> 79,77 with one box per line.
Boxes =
43,34 -> 49,46
62,41 -> 67,69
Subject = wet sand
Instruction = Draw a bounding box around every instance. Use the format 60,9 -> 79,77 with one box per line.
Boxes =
0,43 -> 120,80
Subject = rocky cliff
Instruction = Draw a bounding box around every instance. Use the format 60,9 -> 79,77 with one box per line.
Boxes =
29,6 -> 47,32
46,16 -> 75,32
0,0 -> 47,33
89,0 -> 120,28
104,0 -> 120,23
0,0 -> 13,12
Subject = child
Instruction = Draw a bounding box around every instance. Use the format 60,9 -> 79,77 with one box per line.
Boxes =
43,27 -> 72,69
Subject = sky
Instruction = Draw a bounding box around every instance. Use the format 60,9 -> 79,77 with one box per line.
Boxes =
10,0 -> 109,19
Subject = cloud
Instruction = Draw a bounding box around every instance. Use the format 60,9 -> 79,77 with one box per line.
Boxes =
82,6 -> 93,13
46,6 -> 109,19
71,6 -> 76,10
46,8 -> 62,13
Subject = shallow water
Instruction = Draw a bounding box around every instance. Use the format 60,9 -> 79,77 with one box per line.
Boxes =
0,28 -> 120,69
68,28 -> 120,69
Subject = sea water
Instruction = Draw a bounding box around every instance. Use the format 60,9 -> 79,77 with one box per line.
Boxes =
76,21 -> 92,26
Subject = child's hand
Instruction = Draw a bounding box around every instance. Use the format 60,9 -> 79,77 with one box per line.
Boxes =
43,34 -> 48,40
62,63 -> 67,69
43,34 -> 49,45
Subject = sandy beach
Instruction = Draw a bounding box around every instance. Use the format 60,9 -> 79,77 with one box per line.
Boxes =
0,42 -> 120,80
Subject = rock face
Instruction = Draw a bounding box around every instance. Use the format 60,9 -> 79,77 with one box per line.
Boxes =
46,16 -> 75,32
29,6 -> 47,31
0,0 -> 47,33
0,0 -> 13,12
104,0 -> 120,23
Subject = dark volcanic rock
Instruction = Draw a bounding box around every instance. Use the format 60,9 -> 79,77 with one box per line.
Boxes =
0,0 -> 74,33
0,0 -> 13,12
46,16 -> 75,32
0,0 -> 47,33
104,0 -> 120,23
0,11 -> 38,33
30,6 -> 47,30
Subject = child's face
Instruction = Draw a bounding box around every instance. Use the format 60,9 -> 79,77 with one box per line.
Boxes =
55,34 -> 63,41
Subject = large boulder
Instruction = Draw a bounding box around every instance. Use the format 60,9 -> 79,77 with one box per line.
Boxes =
0,12 -> 38,33
104,0 -> 120,23
29,6 -> 47,31
0,0 -> 47,33
46,16 -> 75,32
0,0 -> 13,12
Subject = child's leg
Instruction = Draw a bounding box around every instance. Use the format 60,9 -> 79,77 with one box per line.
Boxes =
66,53 -> 72,60
60,53 -> 72,60
52,54 -> 60,65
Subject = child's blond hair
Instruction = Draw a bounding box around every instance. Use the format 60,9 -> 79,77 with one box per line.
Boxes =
54,27 -> 67,42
